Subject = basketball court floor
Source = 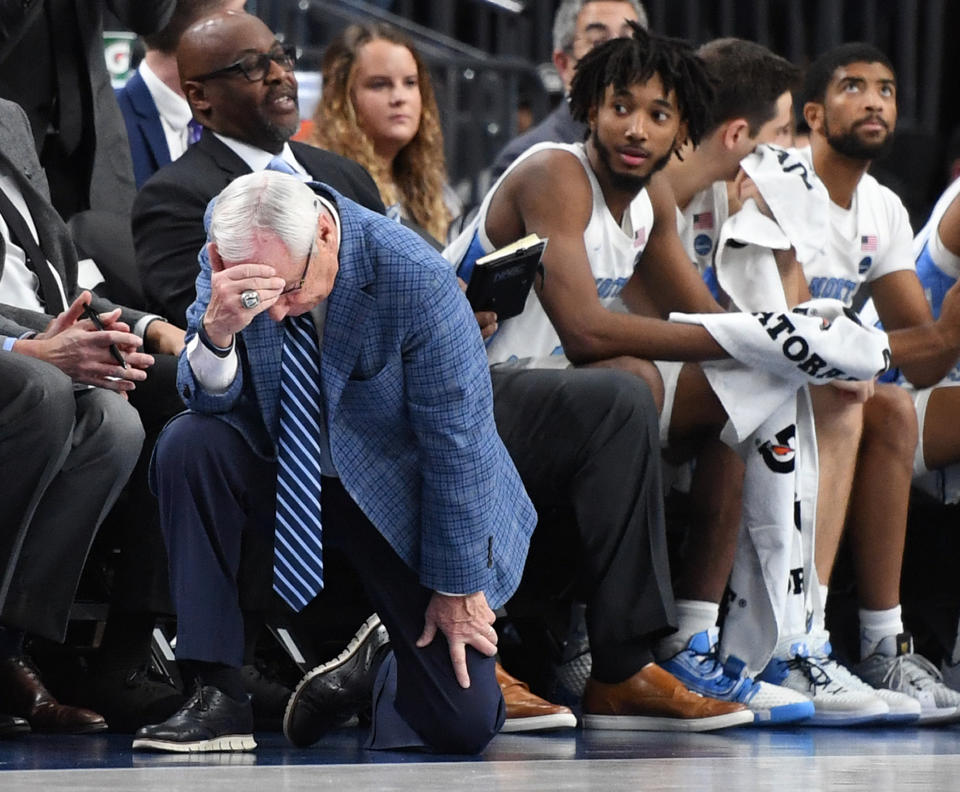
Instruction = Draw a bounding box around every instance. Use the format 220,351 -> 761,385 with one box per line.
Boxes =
2,723 -> 959,791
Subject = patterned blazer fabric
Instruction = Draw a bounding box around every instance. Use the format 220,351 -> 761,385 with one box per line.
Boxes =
177,185 -> 535,608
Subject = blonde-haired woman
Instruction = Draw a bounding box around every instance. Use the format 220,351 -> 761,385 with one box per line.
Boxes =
312,22 -> 460,244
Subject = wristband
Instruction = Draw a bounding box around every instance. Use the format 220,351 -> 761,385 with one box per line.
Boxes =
198,320 -> 233,357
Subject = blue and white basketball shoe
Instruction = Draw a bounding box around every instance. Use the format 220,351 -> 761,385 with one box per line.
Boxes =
661,627 -> 814,725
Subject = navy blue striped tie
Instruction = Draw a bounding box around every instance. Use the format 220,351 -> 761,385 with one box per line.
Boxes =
273,315 -> 325,611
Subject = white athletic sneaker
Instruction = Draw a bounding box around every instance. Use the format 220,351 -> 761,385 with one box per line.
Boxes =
759,640 -> 890,726
855,633 -> 960,724
821,651 -> 920,724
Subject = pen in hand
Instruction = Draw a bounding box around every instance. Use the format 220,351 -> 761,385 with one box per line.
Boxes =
81,303 -> 128,369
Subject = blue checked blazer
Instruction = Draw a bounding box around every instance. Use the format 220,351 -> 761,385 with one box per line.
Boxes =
176,185 -> 535,608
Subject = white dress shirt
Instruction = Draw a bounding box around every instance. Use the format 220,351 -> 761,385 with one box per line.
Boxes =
138,60 -> 194,162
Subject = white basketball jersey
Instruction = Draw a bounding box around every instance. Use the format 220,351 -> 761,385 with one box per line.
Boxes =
795,147 -> 914,306
463,142 -> 653,367
678,181 -> 730,277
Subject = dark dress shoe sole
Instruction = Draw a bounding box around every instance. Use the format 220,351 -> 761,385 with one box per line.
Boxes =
0,719 -> 30,738
132,733 -> 257,753
581,708 -> 755,732
32,720 -> 109,735
283,614 -> 384,746
500,712 -> 578,732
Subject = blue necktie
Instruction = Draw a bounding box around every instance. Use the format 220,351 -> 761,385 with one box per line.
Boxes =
267,155 -> 297,174
266,155 -> 310,181
273,315 -> 325,611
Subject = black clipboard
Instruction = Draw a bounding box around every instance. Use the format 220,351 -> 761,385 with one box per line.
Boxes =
464,235 -> 547,321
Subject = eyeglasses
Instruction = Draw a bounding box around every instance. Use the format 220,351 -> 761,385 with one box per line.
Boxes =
280,236 -> 314,295
191,44 -> 297,83
570,32 -> 614,53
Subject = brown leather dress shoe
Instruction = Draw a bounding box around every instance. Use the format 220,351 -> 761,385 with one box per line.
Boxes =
496,662 -> 577,732
581,662 -> 754,732
0,657 -> 107,734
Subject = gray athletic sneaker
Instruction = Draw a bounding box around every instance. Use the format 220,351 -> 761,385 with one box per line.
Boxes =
855,633 -> 960,725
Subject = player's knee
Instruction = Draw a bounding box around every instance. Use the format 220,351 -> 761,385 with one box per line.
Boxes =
584,356 -> 664,412
865,384 -> 918,452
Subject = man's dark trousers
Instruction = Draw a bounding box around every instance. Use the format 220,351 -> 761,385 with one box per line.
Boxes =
491,366 -> 676,683
151,413 -> 504,753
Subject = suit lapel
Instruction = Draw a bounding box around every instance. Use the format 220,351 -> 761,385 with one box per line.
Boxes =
244,313 -> 285,439
0,148 -> 76,306
318,197 -> 376,419
198,132 -> 253,180
127,72 -> 171,169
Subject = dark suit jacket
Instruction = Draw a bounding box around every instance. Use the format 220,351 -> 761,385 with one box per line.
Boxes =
115,69 -> 170,190
0,0 -> 175,215
488,100 -> 586,182
133,130 -> 385,327
0,98 -> 148,329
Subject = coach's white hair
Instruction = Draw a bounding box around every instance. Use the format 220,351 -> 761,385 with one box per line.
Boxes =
209,170 -> 320,264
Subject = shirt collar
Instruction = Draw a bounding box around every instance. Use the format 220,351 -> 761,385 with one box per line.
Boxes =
212,134 -> 308,178
138,60 -> 193,130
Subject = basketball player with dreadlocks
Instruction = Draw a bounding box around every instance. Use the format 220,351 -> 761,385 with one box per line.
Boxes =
445,22 -> 894,725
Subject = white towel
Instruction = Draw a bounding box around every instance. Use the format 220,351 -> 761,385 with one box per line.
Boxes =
675,153 -> 884,673
720,388 -> 820,674
739,143 -> 829,266
670,300 -> 890,442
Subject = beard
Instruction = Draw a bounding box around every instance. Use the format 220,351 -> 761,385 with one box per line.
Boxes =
261,116 -> 301,146
592,131 -> 674,194
258,85 -> 302,147
824,116 -> 895,161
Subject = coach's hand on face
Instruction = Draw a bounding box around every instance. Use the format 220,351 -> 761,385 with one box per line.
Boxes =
201,243 -> 287,348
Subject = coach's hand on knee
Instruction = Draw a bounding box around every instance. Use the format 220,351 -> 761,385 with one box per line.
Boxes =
416,591 -> 497,689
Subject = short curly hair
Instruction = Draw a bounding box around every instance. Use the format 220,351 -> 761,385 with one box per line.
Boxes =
800,42 -> 896,108
569,20 -> 714,148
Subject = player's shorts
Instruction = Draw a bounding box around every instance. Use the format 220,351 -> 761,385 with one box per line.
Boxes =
907,380 -> 960,504
653,359 -> 683,448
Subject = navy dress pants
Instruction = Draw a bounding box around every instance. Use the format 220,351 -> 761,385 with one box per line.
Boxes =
151,412 -> 504,753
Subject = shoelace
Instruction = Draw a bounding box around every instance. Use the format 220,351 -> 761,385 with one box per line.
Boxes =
688,644 -> 725,674
188,683 -> 211,713
877,653 -> 946,692
685,644 -> 759,699
784,654 -> 833,690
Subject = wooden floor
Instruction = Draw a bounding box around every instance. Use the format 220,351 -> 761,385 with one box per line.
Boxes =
3,724 -> 960,791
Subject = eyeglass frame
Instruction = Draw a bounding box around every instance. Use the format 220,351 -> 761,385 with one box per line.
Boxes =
279,202 -> 322,295
189,43 -> 297,83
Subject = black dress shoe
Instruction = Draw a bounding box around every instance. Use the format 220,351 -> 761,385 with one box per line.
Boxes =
241,664 -> 292,731
0,657 -> 107,734
0,714 -> 30,738
81,666 -> 185,733
132,684 -> 255,753
284,613 -> 390,747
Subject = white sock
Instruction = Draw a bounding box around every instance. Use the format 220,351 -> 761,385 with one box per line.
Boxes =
654,599 -> 719,660
810,583 -> 829,636
859,605 -> 904,659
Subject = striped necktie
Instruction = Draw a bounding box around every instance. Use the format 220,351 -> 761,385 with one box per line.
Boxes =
273,314 -> 325,611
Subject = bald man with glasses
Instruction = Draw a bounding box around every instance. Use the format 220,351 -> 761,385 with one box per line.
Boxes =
132,10 -> 385,329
